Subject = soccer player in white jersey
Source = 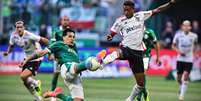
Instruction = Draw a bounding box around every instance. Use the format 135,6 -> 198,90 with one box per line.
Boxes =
96,0 -> 176,101
3,21 -> 49,101
172,20 -> 198,101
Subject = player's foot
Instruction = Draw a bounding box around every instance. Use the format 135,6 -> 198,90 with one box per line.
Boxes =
179,95 -> 184,101
96,50 -> 107,64
34,96 -> 43,101
125,97 -> 132,101
35,80 -> 42,97
43,87 -> 63,98
143,90 -> 150,101
50,97 -> 57,101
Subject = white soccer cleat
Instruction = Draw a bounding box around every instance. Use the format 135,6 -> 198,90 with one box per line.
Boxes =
179,95 -> 184,101
50,97 -> 57,101
125,97 -> 132,101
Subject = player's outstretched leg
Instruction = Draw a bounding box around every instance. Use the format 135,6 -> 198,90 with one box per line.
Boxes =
43,87 -> 73,101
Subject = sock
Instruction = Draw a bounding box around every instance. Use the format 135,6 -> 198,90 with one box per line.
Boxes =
51,74 -> 59,91
127,84 -> 143,101
26,77 -> 37,95
102,51 -> 119,65
57,94 -> 73,101
180,81 -> 188,98
76,60 -> 88,73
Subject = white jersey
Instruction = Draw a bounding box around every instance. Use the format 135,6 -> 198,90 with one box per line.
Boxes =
9,30 -> 43,61
111,11 -> 152,50
173,31 -> 198,62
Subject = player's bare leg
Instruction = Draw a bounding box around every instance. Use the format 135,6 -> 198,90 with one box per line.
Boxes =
179,71 -> 190,101
126,73 -> 145,101
20,69 -> 42,101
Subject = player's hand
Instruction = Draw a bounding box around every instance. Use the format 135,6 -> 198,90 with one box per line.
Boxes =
107,34 -> 113,41
3,52 -> 8,56
19,61 -> 26,68
156,58 -> 162,66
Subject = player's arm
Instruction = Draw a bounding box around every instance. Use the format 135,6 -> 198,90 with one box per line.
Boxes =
193,34 -> 198,57
3,44 -> 14,56
19,49 -> 49,68
39,37 -> 49,45
107,17 -> 122,41
152,0 -> 176,15
153,41 -> 160,64
107,31 -> 117,41
149,29 -> 161,64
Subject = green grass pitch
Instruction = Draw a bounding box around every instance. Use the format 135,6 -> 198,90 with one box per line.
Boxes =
0,74 -> 201,101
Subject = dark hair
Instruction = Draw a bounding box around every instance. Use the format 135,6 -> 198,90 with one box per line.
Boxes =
15,20 -> 24,27
123,0 -> 135,8
63,28 -> 75,37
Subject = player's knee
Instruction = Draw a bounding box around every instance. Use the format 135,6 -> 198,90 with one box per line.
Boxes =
20,74 -> 28,81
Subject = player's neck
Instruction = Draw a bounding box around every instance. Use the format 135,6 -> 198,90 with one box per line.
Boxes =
184,31 -> 190,35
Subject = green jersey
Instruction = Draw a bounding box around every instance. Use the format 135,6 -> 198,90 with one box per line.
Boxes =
50,26 -> 63,44
143,28 -> 157,58
47,41 -> 79,64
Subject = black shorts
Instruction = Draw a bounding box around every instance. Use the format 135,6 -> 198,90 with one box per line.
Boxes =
119,46 -> 144,74
22,61 -> 41,76
176,61 -> 193,74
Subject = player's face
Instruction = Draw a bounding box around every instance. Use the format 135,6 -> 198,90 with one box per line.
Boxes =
15,23 -> 25,36
63,32 -> 75,45
123,6 -> 134,18
182,23 -> 191,32
61,16 -> 70,28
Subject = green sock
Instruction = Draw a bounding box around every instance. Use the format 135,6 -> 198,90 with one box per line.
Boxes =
76,59 -> 88,73
57,93 -> 73,101
51,73 -> 59,91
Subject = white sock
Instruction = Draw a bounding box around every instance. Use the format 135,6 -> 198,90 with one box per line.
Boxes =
126,84 -> 143,101
26,77 -> 38,94
180,81 -> 188,98
102,51 -> 119,65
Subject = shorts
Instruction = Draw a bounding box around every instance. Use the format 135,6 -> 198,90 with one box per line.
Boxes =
22,61 -> 41,76
60,63 -> 84,99
120,46 -> 144,74
176,61 -> 193,74
53,61 -> 61,73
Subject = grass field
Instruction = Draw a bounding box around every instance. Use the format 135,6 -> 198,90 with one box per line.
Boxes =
0,74 -> 201,101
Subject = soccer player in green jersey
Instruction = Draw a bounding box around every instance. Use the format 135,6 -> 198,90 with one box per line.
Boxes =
49,16 -> 71,101
135,28 -> 160,101
20,28 -> 105,101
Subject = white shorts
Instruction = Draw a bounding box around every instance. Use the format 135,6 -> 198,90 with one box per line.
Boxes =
143,57 -> 150,70
60,63 -> 84,99
53,61 -> 61,73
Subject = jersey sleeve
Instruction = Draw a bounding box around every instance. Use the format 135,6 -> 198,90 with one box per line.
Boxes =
110,18 -> 123,33
26,31 -> 41,42
46,42 -> 60,54
172,33 -> 178,44
9,34 -> 15,45
194,34 -> 198,44
138,11 -> 152,21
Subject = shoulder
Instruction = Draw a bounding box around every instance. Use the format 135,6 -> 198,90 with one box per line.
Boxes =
116,16 -> 127,22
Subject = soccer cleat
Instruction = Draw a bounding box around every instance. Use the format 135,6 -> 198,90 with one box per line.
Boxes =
96,50 -> 107,63
143,90 -> 150,101
179,95 -> 184,101
50,97 -> 57,101
35,80 -> 42,97
43,87 -> 63,98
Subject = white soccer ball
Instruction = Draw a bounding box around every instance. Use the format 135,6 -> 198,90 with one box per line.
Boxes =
88,57 -> 101,71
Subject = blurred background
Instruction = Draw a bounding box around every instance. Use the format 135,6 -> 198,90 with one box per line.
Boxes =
0,0 -> 201,101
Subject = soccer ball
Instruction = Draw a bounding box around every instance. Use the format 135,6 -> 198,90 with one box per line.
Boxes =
87,57 -> 101,71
